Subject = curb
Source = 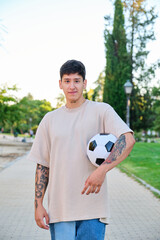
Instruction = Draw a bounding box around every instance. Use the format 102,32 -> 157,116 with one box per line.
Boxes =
118,166 -> 160,196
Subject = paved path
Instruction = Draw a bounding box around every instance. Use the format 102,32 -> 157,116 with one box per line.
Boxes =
0,154 -> 50,240
106,170 -> 160,240
0,154 -> 160,240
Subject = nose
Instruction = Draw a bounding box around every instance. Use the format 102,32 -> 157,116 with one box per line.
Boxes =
69,81 -> 75,89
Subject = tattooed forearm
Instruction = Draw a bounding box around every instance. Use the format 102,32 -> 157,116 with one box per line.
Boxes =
103,134 -> 126,164
35,164 -> 49,207
35,199 -> 38,209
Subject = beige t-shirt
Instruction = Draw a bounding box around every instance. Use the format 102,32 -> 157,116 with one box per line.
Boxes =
27,100 -> 132,224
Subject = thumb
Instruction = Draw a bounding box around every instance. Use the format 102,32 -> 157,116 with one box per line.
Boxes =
45,212 -> 49,225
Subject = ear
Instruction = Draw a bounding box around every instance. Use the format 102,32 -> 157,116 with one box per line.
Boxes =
83,79 -> 87,89
59,79 -> 62,89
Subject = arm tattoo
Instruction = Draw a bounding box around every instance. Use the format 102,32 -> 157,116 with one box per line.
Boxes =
35,199 -> 38,209
35,164 -> 49,208
103,134 -> 126,164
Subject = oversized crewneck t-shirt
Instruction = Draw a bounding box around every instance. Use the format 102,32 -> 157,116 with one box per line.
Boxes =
27,100 -> 132,224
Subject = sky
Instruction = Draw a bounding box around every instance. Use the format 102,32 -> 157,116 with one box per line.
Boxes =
0,0 -> 160,107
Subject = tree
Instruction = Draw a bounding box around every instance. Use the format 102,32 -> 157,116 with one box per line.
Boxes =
103,0 -> 159,130
123,0 -> 158,83
104,0 -> 129,120
152,86 -> 160,133
92,72 -> 105,102
17,94 -> 53,133
122,0 -> 159,129
154,106 -> 160,134
0,84 -> 18,131
56,93 -> 66,108
0,87 -> 53,133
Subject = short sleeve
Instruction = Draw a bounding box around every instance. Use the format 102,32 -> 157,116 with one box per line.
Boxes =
103,105 -> 133,138
27,114 -> 50,168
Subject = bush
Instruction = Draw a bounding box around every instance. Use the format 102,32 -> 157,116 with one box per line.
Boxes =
31,125 -> 38,134
134,132 -> 142,142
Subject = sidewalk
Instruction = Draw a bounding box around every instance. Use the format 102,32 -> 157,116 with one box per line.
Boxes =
106,169 -> 160,240
0,154 -> 160,240
0,154 -> 50,240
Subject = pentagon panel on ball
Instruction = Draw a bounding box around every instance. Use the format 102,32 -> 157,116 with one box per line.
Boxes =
87,133 -> 117,167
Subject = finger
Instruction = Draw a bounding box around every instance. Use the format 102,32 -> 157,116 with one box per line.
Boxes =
95,186 -> 101,194
86,186 -> 93,195
37,218 -> 49,230
41,220 -> 49,230
91,186 -> 97,193
44,214 -> 50,229
45,214 -> 49,225
81,183 -> 89,195
85,176 -> 90,185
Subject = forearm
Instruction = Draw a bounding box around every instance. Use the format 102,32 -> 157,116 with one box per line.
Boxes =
82,132 -> 135,195
35,164 -> 49,208
101,132 -> 135,173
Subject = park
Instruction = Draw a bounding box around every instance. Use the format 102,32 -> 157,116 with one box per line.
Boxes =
0,0 -> 160,239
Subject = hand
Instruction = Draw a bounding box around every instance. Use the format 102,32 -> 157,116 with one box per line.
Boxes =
35,204 -> 49,230
81,165 -> 106,195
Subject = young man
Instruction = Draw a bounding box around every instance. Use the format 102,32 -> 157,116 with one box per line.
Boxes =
28,60 -> 135,240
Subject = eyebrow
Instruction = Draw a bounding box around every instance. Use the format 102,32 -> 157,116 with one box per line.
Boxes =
63,77 -> 81,80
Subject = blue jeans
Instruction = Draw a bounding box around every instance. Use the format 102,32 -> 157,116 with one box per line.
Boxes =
50,219 -> 106,240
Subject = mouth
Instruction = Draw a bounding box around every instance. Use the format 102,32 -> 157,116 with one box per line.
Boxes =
68,91 -> 77,94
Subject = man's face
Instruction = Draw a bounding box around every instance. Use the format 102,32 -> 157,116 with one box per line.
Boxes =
59,73 -> 87,103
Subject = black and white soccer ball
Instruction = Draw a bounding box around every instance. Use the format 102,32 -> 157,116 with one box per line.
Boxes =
87,133 -> 117,167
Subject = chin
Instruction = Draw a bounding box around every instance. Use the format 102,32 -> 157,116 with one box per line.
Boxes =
69,98 -> 77,102
68,96 -> 78,100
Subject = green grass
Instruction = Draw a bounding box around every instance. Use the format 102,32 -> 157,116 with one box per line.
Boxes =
117,142 -> 160,194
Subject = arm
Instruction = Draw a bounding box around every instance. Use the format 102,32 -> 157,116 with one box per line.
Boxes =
35,163 -> 49,230
82,132 -> 135,195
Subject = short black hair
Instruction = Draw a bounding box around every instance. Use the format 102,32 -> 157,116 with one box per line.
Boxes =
60,60 -> 86,80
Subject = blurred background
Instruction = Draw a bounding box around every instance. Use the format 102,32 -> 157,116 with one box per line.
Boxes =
0,0 -> 160,141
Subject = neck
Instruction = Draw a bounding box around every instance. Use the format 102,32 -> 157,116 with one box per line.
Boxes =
65,97 -> 86,109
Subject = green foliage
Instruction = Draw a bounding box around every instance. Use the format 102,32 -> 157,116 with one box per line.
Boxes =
103,0 -> 159,130
56,93 -> 66,108
123,0 -> 157,76
83,89 -> 88,100
0,84 -> 19,128
104,0 -> 129,121
17,94 -> 53,133
152,86 -> 160,133
154,107 -> 160,133
103,32 -> 115,104
131,86 -> 155,130
122,0 -> 159,129
0,86 -> 54,133
89,72 -> 105,102
31,125 -> 38,135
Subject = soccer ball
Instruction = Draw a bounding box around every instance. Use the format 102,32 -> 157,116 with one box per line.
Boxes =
87,133 -> 117,167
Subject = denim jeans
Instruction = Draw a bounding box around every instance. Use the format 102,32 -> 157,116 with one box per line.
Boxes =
49,219 -> 106,240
